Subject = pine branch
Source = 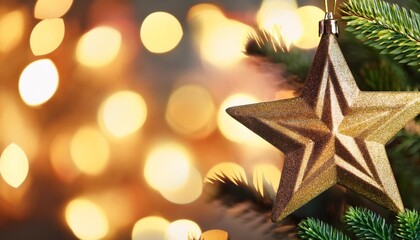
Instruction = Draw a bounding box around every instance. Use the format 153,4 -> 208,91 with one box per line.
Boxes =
205,173 -> 273,211
344,206 -> 393,240
204,172 -> 298,239
298,218 -> 350,240
360,58 -> 419,91
245,29 -> 312,82
395,209 -> 420,239
341,0 -> 420,71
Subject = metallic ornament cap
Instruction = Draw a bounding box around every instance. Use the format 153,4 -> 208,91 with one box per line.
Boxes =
319,12 -> 339,37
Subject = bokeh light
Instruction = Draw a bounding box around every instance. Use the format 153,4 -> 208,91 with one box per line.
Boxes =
165,84 -> 215,138
144,142 -> 192,192
166,219 -> 202,240
188,4 -> 253,67
140,11 -> 183,53
34,0 -> 73,19
0,10 -> 25,53
200,229 -> 229,240
65,198 -> 109,240
98,91 -> 147,138
257,0 -> 302,48
252,164 -> 280,198
294,6 -> 324,49
0,143 -> 29,188
30,18 -> 65,56
160,166 -> 203,204
217,93 -> 264,144
19,59 -> 59,106
76,26 -> 122,68
70,126 -> 110,176
132,216 -> 169,240
205,162 -> 247,185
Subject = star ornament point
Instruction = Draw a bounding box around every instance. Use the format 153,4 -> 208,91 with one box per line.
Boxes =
226,34 -> 420,222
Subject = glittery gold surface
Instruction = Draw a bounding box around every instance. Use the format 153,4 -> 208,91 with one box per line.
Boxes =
227,34 -> 420,222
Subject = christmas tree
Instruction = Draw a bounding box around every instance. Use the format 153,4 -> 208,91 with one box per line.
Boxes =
206,0 -> 420,239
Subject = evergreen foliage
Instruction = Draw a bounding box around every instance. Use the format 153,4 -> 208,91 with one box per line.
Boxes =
298,218 -> 350,240
395,209 -> 420,239
344,207 -> 393,240
341,0 -> 420,71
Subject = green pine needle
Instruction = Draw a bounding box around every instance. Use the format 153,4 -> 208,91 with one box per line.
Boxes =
298,218 -> 350,240
341,0 -> 420,71
360,58 -> 419,91
395,209 -> 420,239
344,206 -> 393,240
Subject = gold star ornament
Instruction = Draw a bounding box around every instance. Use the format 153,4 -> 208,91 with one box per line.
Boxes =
227,13 -> 420,222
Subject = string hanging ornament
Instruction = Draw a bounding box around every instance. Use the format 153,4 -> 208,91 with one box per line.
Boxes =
227,1 -> 420,221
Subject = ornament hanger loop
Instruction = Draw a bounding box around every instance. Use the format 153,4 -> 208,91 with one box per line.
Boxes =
324,0 -> 337,15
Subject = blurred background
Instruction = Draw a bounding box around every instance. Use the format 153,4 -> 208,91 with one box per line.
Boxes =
0,0 -> 404,239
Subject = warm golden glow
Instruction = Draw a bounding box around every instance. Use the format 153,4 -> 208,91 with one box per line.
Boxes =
0,93 -> 39,158
30,18 -> 65,55
140,12 -> 183,53
34,0 -> 73,19
200,229 -> 229,240
189,4 -> 253,67
65,198 -> 109,240
217,94 -> 264,144
76,26 -> 122,68
0,143 -> 29,188
19,59 -> 59,106
294,6 -> 324,49
166,219 -> 202,240
160,166 -> 203,204
205,162 -> 247,185
144,142 -> 192,192
165,84 -> 215,138
50,134 -> 80,182
98,91 -> 147,138
257,0 -> 302,48
132,216 -> 169,240
0,10 -> 25,53
253,164 -> 280,197
70,126 -> 110,176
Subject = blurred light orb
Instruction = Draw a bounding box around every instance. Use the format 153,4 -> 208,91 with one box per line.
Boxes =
30,18 -> 65,55
205,162 -> 247,185
217,94 -> 262,144
166,84 -> 215,138
189,5 -> 252,67
99,91 -> 147,138
140,12 -> 183,53
257,1 -> 302,48
166,219 -> 202,240
70,126 -> 110,176
65,198 -> 109,240
200,229 -> 229,240
76,26 -> 122,68
253,164 -> 281,197
0,10 -> 25,53
160,166 -> 203,204
35,0 -> 73,19
294,6 -> 324,49
19,59 -> 59,106
144,142 -> 191,192
132,216 -> 169,240
0,143 -> 29,188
